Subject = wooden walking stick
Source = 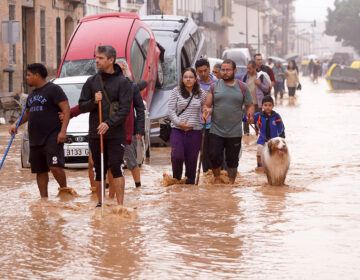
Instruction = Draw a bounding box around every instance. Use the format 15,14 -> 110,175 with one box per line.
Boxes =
195,127 -> 206,185
98,101 -> 104,211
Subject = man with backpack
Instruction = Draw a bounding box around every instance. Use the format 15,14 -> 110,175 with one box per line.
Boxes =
202,59 -> 254,184
242,60 -> 270,134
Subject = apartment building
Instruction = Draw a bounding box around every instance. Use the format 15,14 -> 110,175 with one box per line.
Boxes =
0,0 -> 84,94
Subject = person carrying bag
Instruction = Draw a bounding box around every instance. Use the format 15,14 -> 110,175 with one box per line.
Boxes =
167,68 -> 207,184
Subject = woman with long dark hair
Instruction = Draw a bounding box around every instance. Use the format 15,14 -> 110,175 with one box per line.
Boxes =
285,60 -> 299,99
168,67 -> 207,184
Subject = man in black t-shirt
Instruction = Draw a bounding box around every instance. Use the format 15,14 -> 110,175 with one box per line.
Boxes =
9,63 -> 71,197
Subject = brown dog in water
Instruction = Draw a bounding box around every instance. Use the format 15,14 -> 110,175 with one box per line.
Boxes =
262,137 -> 290,186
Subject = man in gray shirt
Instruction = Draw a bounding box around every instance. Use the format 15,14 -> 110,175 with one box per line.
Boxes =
203,59 -> 254,183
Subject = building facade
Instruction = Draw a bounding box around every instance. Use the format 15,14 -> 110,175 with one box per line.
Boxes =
146,0 -> 233,58
85,0 -> 147,15
229,0 -> 269,55
0,0 -> 84,94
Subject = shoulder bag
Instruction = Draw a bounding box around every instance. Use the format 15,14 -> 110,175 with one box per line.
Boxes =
98,75 -> 120,118
160,93 -> 194,142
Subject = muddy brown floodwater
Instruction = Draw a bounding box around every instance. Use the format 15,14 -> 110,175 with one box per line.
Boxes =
0,77 -> 359,279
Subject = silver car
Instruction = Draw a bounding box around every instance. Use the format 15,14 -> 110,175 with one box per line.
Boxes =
141,15 -> 205,144
21,76 -> 150,168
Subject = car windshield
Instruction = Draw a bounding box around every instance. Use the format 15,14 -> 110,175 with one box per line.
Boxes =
59,57 -> 126,78
58,83 -> 83,108
145,20 -> 183,88
153,32 -> 178,88
59,59 -> 96,78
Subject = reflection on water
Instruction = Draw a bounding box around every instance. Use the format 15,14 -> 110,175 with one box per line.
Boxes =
0,78 -> 359,279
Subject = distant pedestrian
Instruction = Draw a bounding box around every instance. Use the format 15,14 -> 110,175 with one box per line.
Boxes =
168,68 -> 207,184
272,61 -> 286,100
242,60 -> 270,134
312,62 -> 320,83
285,60 -> 299,99
195,58 -> 217,172
267,58 -> 274,68
308,59 -> 315,79
79,45 -> 133,207
212,63 -> 222,80
202,59 -> 254,184
254,53 -> 276,95
9,63 -> 71,197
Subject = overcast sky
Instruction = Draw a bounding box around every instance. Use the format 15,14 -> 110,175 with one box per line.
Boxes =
295,0 -> 335,21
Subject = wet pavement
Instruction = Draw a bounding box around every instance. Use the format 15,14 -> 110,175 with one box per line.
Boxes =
0,77 -> 359,279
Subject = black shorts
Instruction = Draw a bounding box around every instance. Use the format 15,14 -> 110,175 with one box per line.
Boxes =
209,133 -> 242,169
29,134 -> 65,174
89,137 -> 125,181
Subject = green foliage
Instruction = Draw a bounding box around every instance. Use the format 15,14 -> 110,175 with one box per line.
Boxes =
325,0 -> 360,54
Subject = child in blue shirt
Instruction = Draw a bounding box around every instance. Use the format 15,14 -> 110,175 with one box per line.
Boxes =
252,95 -> 285,167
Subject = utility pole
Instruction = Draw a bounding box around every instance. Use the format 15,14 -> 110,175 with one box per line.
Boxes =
257,3 -> 260,53
246,0 -> 249,47
281,0 -> 289,56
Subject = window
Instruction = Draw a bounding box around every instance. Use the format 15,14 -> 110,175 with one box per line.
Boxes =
130,28 -> 149,82
183,37 -> 197,65
180,47 -> 190,73
130,41 -> 145,82
40,9 -> 46,63
56,18 -> 61,69
192,30 -> 202,48
135,28 -> 150,55
9,4 -> 16,63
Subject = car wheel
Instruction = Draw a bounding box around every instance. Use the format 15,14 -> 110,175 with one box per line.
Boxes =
155,60 -> 164,88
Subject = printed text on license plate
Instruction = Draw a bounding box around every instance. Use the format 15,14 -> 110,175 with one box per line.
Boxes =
65,147 -> 89,157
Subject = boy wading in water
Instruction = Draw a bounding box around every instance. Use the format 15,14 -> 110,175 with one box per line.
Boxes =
252,95 -> 285,168
9,63 -> 71,197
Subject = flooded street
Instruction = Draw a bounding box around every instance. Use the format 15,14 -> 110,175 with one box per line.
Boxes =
0,77 -> 359,279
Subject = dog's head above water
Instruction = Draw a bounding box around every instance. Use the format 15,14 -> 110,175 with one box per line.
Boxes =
267,137 -> 288,156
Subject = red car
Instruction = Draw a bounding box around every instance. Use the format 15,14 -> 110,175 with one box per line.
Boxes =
57,12 -> 162,112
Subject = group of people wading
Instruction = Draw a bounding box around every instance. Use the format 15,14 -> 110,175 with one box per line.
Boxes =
10,45 -> 287,208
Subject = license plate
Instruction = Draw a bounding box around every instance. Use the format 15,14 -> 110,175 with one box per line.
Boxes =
64,147 -> 89,157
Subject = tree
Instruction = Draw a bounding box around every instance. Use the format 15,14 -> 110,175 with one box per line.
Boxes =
325,0 -> 360,54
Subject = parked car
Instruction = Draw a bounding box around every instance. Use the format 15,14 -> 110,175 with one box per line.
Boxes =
141,15 -> 205,143
21,76 -> 151,168
56,12 -> 162,156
